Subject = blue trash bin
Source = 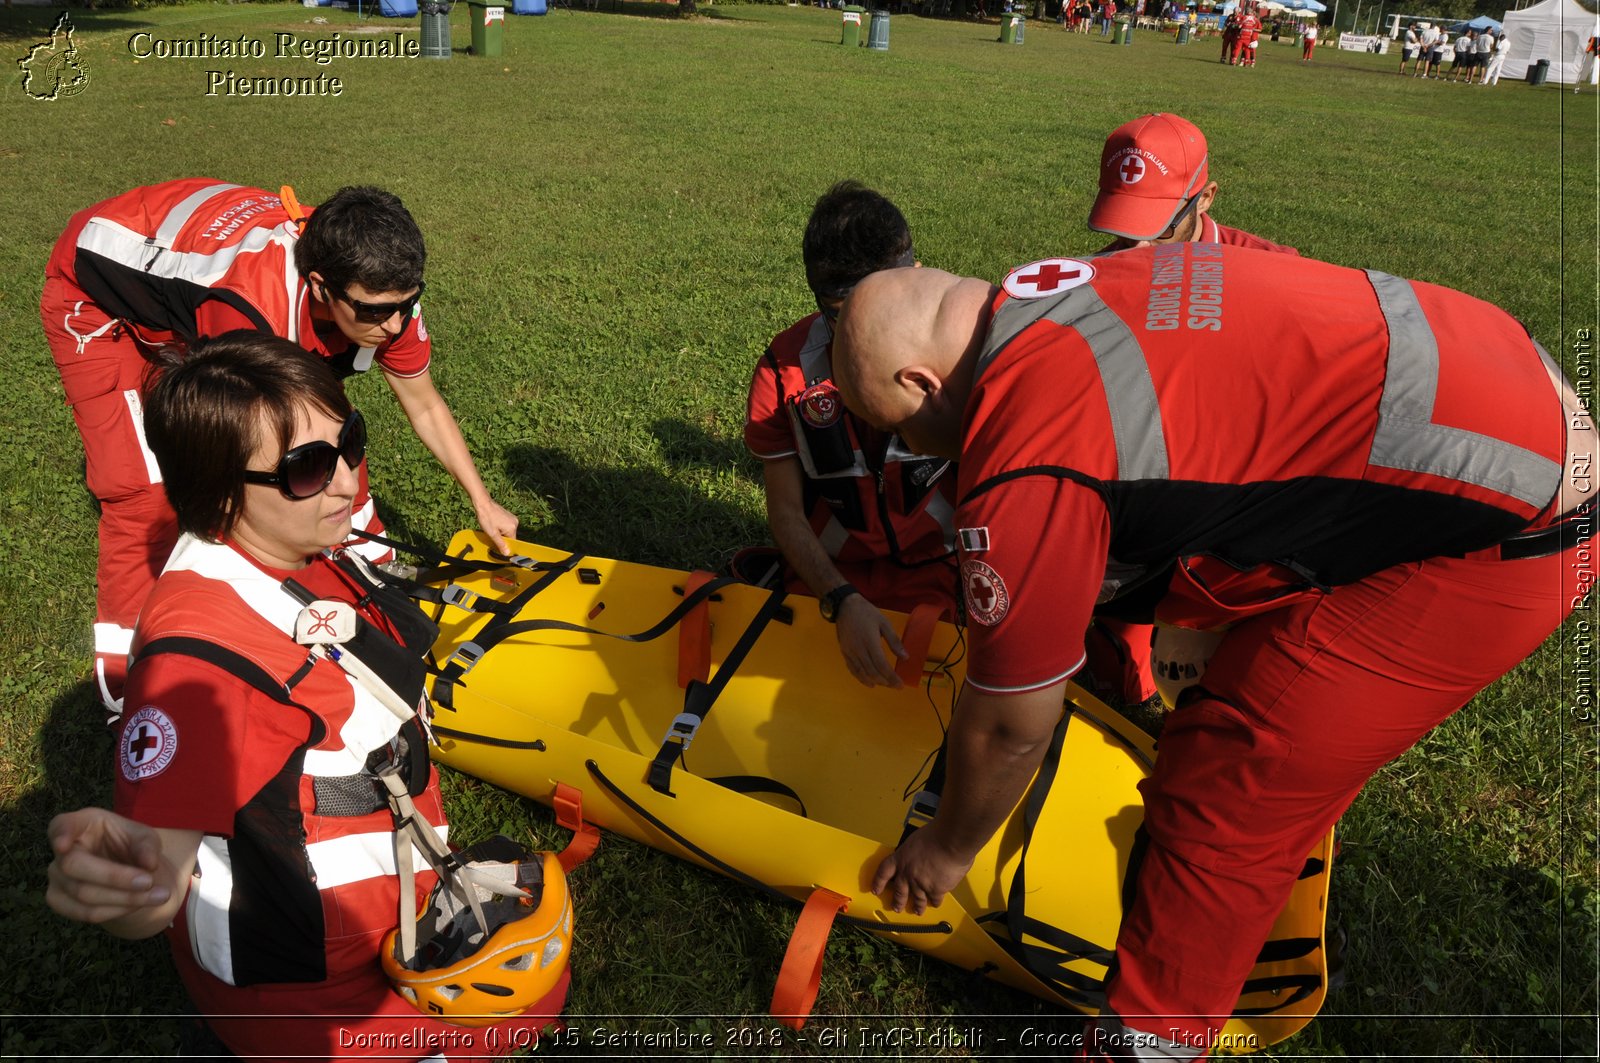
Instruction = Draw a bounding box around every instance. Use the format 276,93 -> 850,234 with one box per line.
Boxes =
513,0 -> 547,13
379,0 -> 418,16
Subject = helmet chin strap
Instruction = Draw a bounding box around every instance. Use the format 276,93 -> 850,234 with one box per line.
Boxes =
379,767 -> 531,965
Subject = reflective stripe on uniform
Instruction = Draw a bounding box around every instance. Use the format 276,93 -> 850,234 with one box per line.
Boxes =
94,622 -> 136,656
152,183 -> 243,247
305,823 -> 450,890
189,835 -> 238,984
122,389 -> 163,485
1364,270 -> 1560,508
979,287 -> 1170,481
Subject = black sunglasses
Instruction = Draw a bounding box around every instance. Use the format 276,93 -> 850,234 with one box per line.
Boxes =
327,282 -> 425,325
242,410 -> 367,499
1157,193 -> 1204,242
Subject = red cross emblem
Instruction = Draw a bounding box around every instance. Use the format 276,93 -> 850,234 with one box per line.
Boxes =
120,706 -> 177,782
306,607 -> 340,638
962,559 -> 1010,626
1003,258 -> 1096,300
1118,154 -> 1147,184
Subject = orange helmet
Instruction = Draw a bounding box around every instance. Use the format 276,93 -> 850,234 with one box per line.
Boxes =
382,845 -> 572,1027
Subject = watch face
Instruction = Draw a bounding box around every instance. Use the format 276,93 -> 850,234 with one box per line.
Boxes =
819,594 -> 837,622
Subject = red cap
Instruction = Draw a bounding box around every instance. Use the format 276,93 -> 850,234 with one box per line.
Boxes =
1087,113 -> 1211,242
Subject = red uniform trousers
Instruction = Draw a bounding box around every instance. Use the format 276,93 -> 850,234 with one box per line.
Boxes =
1100,543 -> 1590,1053
42,275 -> 389,710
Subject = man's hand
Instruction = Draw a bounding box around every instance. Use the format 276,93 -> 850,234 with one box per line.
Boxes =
473,495 -> 519,557
835,594 -> 906,688
870,825 -> 975,915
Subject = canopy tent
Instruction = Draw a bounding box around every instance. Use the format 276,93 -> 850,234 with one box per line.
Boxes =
1449,13 -> 1502,32
1500,0 -> 1600,84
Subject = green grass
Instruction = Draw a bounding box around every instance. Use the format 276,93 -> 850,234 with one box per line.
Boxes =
1,3 -> 1596,1057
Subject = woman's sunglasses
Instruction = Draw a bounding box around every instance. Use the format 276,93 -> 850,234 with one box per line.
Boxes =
327,282 -> 425,325
242,410 -> 367,499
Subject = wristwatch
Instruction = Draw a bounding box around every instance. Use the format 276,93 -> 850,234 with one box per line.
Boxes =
819,583 -> 860,623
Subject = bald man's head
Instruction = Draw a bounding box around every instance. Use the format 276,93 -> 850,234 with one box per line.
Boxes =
832,267 -> 995,459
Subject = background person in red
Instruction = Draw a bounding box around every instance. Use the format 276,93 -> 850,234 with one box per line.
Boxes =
1238,2 -> 1262,65
1088,114 -> 1298,255
833,253 -> 1592,1058
45,336 -> 565,1060
42,180 -> 518,713
743,182 -> 957,687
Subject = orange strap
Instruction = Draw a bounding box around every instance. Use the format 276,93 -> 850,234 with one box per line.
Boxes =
894,603 -> 942,688
770,887 -> 849,1030
552,782 -> 600,873
677,571 -> 715,689
278,185 -> 309,230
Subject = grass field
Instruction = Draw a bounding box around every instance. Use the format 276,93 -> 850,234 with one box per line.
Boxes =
1,2 -> 1597,1057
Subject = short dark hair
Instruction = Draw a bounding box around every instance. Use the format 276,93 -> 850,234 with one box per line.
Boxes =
802,181 -> 914,300
294,185 -> 426,295
144,332 -> 353,541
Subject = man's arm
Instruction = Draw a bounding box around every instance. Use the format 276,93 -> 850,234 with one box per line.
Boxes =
46,808 -> 202,940
384,368 -> 518,554
762,457 -> 906,687
871,680 -> 1067,914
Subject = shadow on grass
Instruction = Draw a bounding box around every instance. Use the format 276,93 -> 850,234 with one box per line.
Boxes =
1,679 -> 187,1056
503,428 -> 765,572
0,8 -> 154,42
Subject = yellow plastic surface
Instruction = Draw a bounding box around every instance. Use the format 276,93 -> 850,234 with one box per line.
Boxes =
424,532 -> 1331,1050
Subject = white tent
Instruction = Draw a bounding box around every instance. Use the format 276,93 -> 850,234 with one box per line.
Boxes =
1500,0 -> 1599,84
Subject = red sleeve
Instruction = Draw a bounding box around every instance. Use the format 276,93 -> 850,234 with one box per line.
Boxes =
744,351 -> 797,460
114,656 -> 314,836
959,476 -> 1110,694
374,309 -> 432,378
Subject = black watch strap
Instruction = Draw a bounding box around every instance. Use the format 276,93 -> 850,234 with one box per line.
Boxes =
820,583 -> 860,623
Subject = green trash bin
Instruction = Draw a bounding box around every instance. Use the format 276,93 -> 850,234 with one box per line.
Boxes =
1526,57 -> 1550,85
1176,20 -> 1190,44
841,5 -> 865,46
420,2 -> 451,59
1117,19 -> 1131,44
867,8 -> 890,49
468,0 -> 504,56
1000,11 -> 1022,43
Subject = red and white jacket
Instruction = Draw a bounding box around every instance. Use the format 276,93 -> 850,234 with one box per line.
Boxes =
49,179 -> 430,379
746,313 -> 957,573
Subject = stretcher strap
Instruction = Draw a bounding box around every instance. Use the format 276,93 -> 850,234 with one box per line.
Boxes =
677,571 -> 715,689
433,570 -> 743,711
648,585 -> 790,797
771,888 -> 851,1031
351,528 -> 565,580
996,710 -> 1114,1008
586,759 -> 952,936
552,782 -> 600,873
894,603 -> 943,688
431,553 -> 588,711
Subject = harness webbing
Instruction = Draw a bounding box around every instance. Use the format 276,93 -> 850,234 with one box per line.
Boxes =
647,585 -> 790,797
586,759 -> 951,937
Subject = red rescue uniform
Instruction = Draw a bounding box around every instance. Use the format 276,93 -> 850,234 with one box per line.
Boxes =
118,537 -> 565,1059
961,246 -> 1588,1053
42,180 -> 425,706
746,312 -> 958,616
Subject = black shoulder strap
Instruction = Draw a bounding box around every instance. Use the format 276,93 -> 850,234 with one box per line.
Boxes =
134,636 -> 327,746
